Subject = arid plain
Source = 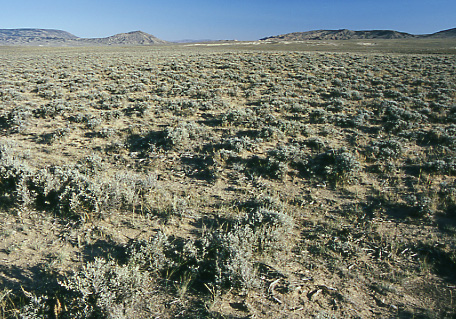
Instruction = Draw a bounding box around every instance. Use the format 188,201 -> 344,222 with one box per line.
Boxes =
0,39 -> 455,318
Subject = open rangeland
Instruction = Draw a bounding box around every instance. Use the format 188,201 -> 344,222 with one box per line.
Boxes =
0,42 -> 455,318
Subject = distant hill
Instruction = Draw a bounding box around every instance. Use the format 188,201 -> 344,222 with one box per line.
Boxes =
425,27 -> 456,38
0,28 -> 78,40
260,28 -> 456,41
85,31 -> 168,45
260,29 -> 415,41
0,29 -> 168,46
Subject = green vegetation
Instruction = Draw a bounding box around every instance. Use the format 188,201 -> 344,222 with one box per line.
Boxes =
0,44 -> 455,318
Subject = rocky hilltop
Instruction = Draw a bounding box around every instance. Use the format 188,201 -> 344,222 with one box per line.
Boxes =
0,29 -> 168,46
261,28 -> 456,41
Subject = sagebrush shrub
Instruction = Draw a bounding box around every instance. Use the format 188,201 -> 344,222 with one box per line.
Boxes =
0,143 -> 35,208
366,138 -> 404,161
423,157 -> 456,176
0,105 -> 32,132
59,258 -> 154,319
306,148 -> 361,185
128,205 -> 295,290
439,181 -> 456,217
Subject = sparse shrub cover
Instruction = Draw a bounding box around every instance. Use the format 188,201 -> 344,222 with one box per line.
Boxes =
1,47 -> 455,319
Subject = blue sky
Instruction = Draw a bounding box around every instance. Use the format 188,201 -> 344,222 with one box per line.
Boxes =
1,0 -> 455,41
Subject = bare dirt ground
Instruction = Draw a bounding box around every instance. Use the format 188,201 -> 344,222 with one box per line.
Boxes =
0,42 -> 455,318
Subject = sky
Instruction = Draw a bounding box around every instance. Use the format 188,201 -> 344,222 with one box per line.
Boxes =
1,0 -> 455,41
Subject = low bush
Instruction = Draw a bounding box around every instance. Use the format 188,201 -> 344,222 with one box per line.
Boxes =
0,105 -> 32,132
0,143 -> 35,208
129,204 -> 295,291
438,181 -> 456,217
366,138 -> 404,161
423,157 -> 456,176
58,258 -> 154,319
306,148 -> 361,185
0,145 -> 161,220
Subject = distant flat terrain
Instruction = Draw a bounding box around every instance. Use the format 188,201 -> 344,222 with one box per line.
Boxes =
2,38 -> 455,54
178,38 -> 456,55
